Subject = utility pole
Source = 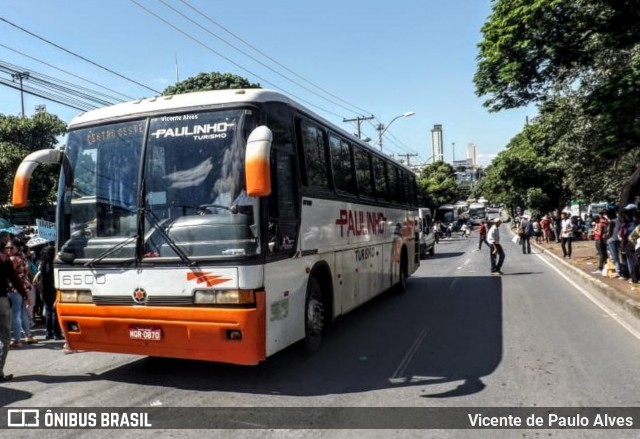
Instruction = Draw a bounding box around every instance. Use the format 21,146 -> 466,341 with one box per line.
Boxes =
376,123 -> 385,150
12,71 -> 30,117
377,112 -> 415,151
343,115 -> 374,139
452,142 -> 456,163
396,153 -> 418,166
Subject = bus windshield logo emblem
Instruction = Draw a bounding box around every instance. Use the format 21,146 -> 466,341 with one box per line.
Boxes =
132,288 -> 147,304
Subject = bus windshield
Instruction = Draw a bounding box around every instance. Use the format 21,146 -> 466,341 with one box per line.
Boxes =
468,204 -> 487,224
60,108 -> 260,262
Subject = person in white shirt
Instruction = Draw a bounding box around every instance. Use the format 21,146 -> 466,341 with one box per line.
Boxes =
487,218 -> 505,275
560,211 -> 574,258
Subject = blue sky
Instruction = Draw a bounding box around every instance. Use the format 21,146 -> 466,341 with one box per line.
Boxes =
0,0 -> 532,166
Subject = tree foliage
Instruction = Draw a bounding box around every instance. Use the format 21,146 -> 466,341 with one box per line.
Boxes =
475,0 -> 640,206
163,72 -> 261,95
417,161 -> 462,209
0,112 -> 66,219
477,121 -> 567,216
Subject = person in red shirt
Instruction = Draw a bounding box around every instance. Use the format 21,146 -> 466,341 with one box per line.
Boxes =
540,215 -> 552,244
477,220 -> 489,250
591,210 -> 610,274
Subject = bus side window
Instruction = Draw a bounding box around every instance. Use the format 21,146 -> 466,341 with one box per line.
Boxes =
354,147 -> 375,198
329,134 -> 357,195
298,120 -> 330,190
373,156 -> 390,201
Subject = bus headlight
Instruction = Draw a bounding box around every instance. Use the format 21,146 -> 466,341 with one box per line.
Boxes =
194,289 -> 256,305
60,290 -> 93,303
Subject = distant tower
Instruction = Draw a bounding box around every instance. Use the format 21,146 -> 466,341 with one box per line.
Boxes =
431,124 -> 444,162
467,143 -> 477,167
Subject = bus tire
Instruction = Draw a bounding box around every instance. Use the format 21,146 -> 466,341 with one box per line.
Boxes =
304,277 -> 325,354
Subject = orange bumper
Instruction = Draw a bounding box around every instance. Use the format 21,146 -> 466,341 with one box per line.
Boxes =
57,292 -> 266,365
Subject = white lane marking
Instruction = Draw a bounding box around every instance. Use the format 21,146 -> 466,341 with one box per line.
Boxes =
391,327 -> 428,381
449,278 -> 459,290
536,253 -> 640,341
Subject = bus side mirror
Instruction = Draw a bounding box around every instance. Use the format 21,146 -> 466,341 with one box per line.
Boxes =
12,149 -> 65,207
245,126 -> 273,197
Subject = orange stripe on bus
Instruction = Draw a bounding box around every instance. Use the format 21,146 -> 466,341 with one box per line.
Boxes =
187,271 -> 231,287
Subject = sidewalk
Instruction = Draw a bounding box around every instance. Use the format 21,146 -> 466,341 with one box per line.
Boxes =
529,233 -> 640,320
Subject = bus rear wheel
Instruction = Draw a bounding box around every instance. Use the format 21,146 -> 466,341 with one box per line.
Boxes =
304,277 -> 325,354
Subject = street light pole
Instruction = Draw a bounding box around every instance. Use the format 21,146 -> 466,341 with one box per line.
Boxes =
377,111 -> 415,151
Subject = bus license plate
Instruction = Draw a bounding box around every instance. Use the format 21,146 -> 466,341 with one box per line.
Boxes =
129,326 -> 162,341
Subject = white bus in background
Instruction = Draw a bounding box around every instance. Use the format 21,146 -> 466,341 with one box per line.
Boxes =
12,88 -> 420,365
468,203 -> 488,226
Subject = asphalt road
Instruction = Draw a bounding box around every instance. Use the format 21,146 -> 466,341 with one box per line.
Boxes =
3,233 -> 640,438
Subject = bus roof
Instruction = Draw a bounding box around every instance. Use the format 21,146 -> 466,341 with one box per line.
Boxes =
68,89 -> 293,128
67,88 -> 413,171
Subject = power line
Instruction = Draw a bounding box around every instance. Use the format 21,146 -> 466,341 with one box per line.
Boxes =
156,0 -> 364,116
0,16 -> 160,95
175,0 -> 374,117
128,0 -> 344,119
0,78 -> 93,112
0,60 -> 123,112
343,115 -> 374,139
364,119 -> 418,159
0,60 -> 121,107
0,43 -> 135,101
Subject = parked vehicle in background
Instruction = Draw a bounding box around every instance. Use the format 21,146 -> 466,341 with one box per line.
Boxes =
435,204 -> 458,225
418,207 -> 436,258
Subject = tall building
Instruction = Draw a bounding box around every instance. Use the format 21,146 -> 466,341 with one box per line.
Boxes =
431,124 -> 444,162
467,143 -> 477,167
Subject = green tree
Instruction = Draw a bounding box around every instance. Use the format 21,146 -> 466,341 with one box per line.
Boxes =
475,0 -> 640,205
477,121 -> 567,217
0,112 -> 66,219
417,161 -> 460,209
163,72 -> 260,95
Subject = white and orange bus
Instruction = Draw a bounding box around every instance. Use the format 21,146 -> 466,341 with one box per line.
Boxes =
13,89 -> 419,365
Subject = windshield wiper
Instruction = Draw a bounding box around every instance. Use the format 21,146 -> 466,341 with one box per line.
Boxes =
143,208 -> 197,267
84,235 -> 137,268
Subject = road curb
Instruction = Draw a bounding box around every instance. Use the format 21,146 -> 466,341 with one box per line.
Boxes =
534,241 -> 640,321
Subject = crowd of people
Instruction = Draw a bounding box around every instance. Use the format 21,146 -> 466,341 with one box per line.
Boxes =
514,204 -> 640,285
457,202 -> 640,280
0,229 -> 62,382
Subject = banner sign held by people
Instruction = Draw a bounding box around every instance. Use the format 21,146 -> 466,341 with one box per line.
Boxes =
35,219 -> 56,242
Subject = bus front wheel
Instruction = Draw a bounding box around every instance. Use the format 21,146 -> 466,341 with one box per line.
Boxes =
304,277 -> 325,354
